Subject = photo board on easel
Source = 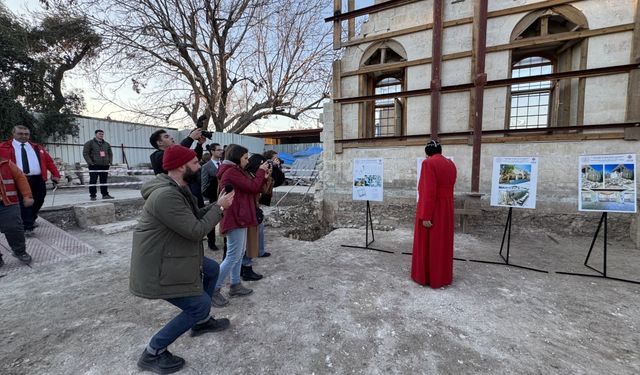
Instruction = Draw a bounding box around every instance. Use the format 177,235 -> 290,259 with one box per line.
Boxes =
352,158 -> 384,202
490,156 -> 539,209
579,154 -> 636,213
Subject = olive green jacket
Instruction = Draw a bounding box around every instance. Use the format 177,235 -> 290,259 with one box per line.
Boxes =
82,138 -> 113,166
129,174 -> 223,299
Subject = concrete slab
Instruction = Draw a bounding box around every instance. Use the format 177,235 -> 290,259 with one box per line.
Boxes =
43,188 -> 142,209
89,220 -> 138,235
74,202 -> 115,228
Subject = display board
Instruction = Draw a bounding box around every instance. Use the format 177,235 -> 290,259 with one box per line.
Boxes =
579,154 -> 636,213
490,157 -> 539,209
352,158 -> 384,201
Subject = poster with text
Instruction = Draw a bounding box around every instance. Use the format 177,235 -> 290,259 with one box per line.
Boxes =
353,158 -> 384,201
490,156 -> 539,209
579,154 -> 636,213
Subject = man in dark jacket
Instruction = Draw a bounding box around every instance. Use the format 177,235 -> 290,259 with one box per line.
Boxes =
82,129 -> 113,200
130,144 -> 234,374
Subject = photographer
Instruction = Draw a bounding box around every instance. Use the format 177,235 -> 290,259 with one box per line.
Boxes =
149,128 -> 205,175
130,145 -> 234,374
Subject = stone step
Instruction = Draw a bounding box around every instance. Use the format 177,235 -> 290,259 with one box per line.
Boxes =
89,220 -> 138,235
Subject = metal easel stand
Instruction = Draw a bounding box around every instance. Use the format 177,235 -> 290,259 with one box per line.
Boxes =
469,207 -> 548,273
341,201 -> 393,254
556,212 -> 640,285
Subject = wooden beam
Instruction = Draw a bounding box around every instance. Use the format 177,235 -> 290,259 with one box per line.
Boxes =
626,1 -> 640,121
488,24 -> 635,53
347,0 -> 355,40
325,0 -> 423,23
333,0 -> 342,50
332,60 -> 343,154
341,58 -> 431,77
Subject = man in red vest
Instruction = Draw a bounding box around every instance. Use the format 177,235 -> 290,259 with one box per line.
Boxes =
0,156 -> 34,266
411,140 -> 457,288
0,125 -> 60,235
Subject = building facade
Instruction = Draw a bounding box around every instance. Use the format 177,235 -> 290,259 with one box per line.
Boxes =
320,0 -> 640,243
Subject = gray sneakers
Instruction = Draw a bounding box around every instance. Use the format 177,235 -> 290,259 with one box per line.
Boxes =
211,289 -> 229,307
228,283 -> 253,297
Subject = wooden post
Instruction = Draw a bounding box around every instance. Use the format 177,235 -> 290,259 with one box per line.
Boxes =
626,1 -> 640,121
333,60 -> 344,154
333,0 -> 342,50
348,0 -> 355,40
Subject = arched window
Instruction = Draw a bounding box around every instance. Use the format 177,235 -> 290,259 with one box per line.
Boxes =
507,5 -> 589,129
510,57 -> 553,129
374,77 -> 402,136
359,41 -> 406,137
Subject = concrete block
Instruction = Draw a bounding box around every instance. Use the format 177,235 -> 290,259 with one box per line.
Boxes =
89,219 -> 138,235
74,203 -> 115,229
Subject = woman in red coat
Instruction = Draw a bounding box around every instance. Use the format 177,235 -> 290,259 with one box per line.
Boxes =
212,144 -> 269,307
411,140 -> 457,288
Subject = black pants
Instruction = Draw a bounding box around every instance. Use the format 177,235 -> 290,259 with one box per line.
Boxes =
1,202 -> 26,254
89,165 -> 110,197
20,175 -> 46,230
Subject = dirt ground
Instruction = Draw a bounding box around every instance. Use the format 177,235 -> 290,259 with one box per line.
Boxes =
1,222 -> 639,374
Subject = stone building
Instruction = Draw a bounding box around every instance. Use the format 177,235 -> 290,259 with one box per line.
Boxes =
319,0 -> 640,244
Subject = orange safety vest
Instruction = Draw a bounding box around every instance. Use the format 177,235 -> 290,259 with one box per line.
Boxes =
0,159 -> 21,205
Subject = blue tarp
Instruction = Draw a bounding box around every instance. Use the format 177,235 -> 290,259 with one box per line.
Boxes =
276,152 -> 296,165
293,147 -> 323,158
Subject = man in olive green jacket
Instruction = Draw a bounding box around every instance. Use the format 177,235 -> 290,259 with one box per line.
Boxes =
130,144 -> 234,374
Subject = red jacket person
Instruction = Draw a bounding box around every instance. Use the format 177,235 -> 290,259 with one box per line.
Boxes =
0,125 -> 60,234
411,140 -> 457,288
0,157 -> 35,265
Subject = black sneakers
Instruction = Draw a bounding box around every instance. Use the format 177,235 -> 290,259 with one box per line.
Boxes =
13,251 -> 32,264
190,317 -> 230,337
137,349 -> 185,374
0,254 -> 4,268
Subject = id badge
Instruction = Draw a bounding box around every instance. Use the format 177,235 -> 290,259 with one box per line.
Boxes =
99,151 -> 106,157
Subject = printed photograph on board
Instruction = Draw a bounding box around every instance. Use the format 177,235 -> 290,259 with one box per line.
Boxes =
352,158 -> 384,202
490,157 -> 539,209
579,154 -> 636,213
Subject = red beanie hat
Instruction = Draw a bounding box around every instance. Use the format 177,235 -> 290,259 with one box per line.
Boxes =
163,145 -> 197,171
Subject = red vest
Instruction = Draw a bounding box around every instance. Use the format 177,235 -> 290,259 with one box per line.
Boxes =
0,159 -> 20,205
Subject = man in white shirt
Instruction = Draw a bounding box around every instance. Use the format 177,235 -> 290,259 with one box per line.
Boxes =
0,125 -> 60,235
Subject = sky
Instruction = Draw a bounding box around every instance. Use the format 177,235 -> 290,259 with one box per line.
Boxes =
3,0 -> 349,132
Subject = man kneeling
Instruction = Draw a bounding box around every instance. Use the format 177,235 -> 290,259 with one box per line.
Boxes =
130,145 -> 234,374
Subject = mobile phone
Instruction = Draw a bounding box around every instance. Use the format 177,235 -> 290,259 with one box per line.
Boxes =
224,184 -> 234,193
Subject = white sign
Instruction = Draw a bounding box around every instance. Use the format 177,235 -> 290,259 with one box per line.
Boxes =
490,156 -> 539,209
353,158 -> 384,202
579,154 -> 636,213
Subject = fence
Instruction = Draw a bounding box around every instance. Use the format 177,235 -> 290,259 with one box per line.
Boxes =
43,116 -> 264,167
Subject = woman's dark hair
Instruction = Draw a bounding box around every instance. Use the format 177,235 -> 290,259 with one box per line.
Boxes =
245,154 -> 266,174
425,139 -> 442,156
224,144 -> 249,165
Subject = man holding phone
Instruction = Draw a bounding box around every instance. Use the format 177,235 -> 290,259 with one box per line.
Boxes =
130,144 -> 234,374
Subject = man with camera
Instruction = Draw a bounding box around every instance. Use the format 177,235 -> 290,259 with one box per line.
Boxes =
130,144 -> 234,374
149,128 -> 205,175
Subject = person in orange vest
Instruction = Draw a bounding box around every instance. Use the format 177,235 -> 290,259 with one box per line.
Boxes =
0,156 -> 35,266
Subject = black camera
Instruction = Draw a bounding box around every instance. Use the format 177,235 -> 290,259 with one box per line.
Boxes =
266,160 -> 274,167
224,184 -> 234,193
196,115 -> 213,139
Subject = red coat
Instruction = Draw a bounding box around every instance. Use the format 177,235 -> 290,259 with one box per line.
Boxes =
0,140 -> 60,182
411,154 -> 457,288
217,162 -> 266,234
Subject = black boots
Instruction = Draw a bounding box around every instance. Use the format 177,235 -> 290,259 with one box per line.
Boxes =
13,251 -> 32,264
137,349 -> 185,374
241,265 -> 263,281
191,317 -> 230,337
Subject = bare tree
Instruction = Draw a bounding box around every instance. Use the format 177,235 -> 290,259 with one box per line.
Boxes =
57,0 -> 332,133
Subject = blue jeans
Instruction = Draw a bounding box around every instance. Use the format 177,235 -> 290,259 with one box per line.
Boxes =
242,223 -> 265,266
216,227 -> 247,289
148,257 -> 219,352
